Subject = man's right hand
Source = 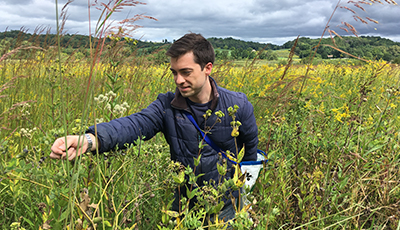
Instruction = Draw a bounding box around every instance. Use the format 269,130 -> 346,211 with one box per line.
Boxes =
50,134 -> 96,161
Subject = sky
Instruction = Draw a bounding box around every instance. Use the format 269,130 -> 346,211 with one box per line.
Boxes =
0,0 -> 399,45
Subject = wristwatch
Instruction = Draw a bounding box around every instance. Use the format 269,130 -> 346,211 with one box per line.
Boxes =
85,133 -> 93,153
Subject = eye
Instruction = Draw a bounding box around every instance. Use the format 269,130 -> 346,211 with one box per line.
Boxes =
182,70 -> 191,76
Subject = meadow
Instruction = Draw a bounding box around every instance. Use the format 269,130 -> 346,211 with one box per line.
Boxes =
1,0 -> 400,228
1,40 -> 400,229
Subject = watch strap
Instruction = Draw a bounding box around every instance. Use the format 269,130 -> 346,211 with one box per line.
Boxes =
84,133 -> 93,153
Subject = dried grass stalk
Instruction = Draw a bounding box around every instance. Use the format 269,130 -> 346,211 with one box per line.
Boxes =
0,46 -> 44,63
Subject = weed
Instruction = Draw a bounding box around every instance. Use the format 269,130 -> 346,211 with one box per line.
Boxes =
1,0 -> 400,229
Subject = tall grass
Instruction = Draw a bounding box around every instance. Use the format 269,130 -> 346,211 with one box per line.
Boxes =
0,0 -> 400,229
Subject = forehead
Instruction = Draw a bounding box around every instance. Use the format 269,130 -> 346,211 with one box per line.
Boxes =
170,52 -> 199,69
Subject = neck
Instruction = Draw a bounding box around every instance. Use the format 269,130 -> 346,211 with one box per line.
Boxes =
189,78 -> 213,104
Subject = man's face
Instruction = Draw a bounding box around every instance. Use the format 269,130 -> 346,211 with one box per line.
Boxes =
170,51 -> 212,103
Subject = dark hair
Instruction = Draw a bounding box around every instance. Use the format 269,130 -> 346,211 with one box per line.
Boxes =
166,33 -> 215,69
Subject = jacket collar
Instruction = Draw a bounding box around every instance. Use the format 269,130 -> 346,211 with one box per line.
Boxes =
171,76 -> 220,111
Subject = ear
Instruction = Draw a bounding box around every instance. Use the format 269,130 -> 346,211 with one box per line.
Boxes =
203,62 -> 213,76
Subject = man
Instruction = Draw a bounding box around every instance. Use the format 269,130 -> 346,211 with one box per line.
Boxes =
50,33 -> 258,221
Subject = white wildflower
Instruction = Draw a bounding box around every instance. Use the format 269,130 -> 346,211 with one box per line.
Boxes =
105,103 -> 112,111
106,91 -> 117,98
20,128 -> 27,135
121,102 -> 130,109
95,94 -> 109,103
113,104 -> 127,114
20,127 -> 36,139
96,118 -> 104,124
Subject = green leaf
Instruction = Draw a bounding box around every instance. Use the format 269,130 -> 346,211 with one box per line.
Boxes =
217,162 -> 227,176
106,82 -> 113,91
194,155 -> 201,167
114,85 -> 123,93
338,176 -> 350,190
162,211 -> 167,224
104,220 -> 112,227
198,141 -> 207,149
213,201 -> 225,214
22,217 -> 34,227
105,72 -> 115,82
59,208 -> 69,222
14,168 -> 24,173
173,171 -> 185,184
186,187 -> 199,199
161,210 -> 179,218
93,217 -> 103,223
237,147 -> 245,163
365,143 -> 386,155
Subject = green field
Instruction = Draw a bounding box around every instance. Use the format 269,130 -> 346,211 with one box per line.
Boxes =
1,43 -> 400,229
1,0 -> 400,227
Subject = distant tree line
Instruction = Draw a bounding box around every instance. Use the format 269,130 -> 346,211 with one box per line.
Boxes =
282,36 -> 400,63
207,37 -> 280,50
134,37 -> 279,61
1,30 -> 399,63
0,30 -> 91,49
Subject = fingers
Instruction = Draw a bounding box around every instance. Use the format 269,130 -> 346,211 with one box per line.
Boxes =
67,147 -> 86,161
67,147 -> 77,161
50,138 -> 66,155
49,146 -> 85,160
50,138 -> 67,159
49,151 -> 62,159
50,135 -> 87,161
65,147 -> 87,160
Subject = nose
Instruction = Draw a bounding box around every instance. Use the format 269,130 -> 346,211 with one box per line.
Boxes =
175,73 -> 185,85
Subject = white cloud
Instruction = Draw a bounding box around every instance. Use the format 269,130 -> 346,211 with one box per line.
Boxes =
0,0 -> 399,45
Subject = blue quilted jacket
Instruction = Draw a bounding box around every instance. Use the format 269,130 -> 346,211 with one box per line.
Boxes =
87,77 -> 259,208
